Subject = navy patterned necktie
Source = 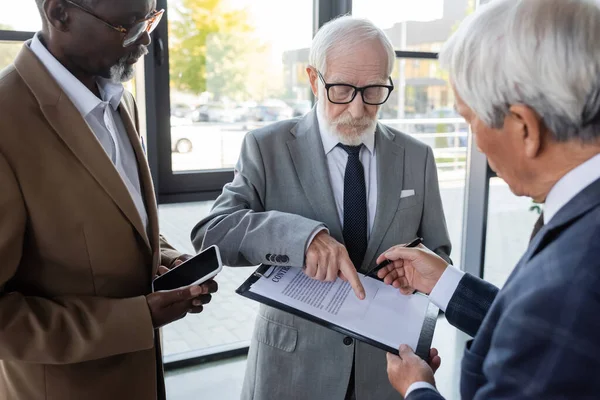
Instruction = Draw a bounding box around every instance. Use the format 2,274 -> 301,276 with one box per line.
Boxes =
338,144 -> 368,270
529,212 -> 544,243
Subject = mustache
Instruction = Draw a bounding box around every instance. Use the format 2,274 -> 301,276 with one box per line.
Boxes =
331,113 -> 375,127
121,46 -> 149,63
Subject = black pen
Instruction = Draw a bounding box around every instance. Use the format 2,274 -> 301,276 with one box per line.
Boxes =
364,237 -> 423,278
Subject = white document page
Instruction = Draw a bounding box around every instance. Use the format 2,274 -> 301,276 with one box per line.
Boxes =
248,266 -> 432,350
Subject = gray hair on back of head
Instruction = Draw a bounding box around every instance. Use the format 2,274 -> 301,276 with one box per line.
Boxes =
309,15 -> 396,78
439,0 -> 600,143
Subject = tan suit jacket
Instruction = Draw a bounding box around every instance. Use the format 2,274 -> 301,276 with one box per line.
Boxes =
0,44 -> 180,399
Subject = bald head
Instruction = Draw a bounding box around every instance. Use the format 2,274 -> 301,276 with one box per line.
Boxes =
35,0 -> 97,30
36,0 -> 97,9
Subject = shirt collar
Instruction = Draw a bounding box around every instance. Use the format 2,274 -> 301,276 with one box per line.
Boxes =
544,153 -> 600,224
29,33 -> 124,116
315,101 -> 376,155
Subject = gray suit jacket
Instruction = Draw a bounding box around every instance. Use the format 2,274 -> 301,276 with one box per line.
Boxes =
191,109 -> 451,400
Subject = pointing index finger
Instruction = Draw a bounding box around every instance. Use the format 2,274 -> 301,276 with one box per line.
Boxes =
340,258 -> 365,300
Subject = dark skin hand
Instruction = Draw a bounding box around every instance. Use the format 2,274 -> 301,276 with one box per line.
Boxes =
146,279 -> 218,328
157,254 -> 193,277
151,254 -> 218,326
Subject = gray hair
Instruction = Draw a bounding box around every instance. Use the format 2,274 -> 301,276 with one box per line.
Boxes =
439,0 -> 600,143
309,15 -> 396,78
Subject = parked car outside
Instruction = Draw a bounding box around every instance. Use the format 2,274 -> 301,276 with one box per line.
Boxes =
170,103 -> 193,119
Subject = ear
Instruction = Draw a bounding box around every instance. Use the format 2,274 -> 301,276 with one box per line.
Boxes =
45,0 -> 71,32
306,66 -> 319,99
507,104 -> 545,159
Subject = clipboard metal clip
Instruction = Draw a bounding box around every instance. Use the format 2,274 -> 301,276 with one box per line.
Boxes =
255,265 -> 277,279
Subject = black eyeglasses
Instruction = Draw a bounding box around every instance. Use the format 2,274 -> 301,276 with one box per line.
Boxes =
64,0 -> 164,47
317,71 -> 394,105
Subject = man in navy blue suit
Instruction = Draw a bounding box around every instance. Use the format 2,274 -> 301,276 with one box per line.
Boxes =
378,0 -> 600,398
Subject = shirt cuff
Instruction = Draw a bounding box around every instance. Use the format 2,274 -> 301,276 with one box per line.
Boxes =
428,264 -> 465,312
405,382 -> 438,398
305,226 -> 328,253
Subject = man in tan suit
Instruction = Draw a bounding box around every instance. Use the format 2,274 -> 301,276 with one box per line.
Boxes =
0,0 -> 218,399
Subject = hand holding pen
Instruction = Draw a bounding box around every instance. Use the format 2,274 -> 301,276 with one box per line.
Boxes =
364,237 -> 422,278
373,238 -> 450,295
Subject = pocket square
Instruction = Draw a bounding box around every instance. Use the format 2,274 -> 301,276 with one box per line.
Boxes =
400,189 -> 415,198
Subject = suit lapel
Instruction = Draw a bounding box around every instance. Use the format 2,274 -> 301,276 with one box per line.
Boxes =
287,110 -> 343,241
14,45 -> 152,253
526,176 -> 600,262
361,125 -> 405,269
118,97 -> 158,261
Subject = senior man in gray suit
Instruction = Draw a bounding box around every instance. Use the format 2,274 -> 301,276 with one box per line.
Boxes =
192,16 -> 451,400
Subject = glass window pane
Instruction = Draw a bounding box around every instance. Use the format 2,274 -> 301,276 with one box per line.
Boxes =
382,58 -> 468,267
1,0 -> 42,32
168,0 -> 313,172
158,202 -> 259,358
0,41 -> 22,70
352,0 -> 474,52
483,177 -> 541,287
161,0 -> 313,357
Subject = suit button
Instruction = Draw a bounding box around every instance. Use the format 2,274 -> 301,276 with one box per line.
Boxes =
282,255 -> 289,263
343,337 -> 353,346
266,254 -> 272,262
275,255 -> 284,263
270,255 -> 278,263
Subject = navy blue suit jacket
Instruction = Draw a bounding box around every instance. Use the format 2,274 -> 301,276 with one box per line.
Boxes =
409,178 -> 600,400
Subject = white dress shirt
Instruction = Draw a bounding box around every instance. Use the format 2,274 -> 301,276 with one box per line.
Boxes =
543,153 -> 600,224
305,104 -> 378,250
29,34 -> 148,231
406,152 -> 600,398
316,105 -> 378,235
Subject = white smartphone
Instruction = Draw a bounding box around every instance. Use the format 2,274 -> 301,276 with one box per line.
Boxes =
152,245 -> 222,292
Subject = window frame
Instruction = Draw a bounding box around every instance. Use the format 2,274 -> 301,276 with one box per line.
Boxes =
146,0 -> 359,204
0,30 -> 35,41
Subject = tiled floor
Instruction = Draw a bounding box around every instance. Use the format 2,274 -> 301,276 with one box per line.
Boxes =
165,356 -> 247,399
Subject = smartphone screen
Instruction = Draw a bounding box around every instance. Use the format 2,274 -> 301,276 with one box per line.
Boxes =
153,246 -> 221,291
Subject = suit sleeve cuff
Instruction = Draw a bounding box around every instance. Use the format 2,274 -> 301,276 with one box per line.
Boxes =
305,226 -> 328,253
159,235 -> 181,267
428,265 -> 465,312
405,382 -> 438,398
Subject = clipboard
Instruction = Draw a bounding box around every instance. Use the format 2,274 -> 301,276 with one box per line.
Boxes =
236,264 -> 439,359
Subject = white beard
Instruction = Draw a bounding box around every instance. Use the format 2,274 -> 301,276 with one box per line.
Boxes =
109,62 -> 135,83
317,99 -> 377,146
109,46 -> 148,83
